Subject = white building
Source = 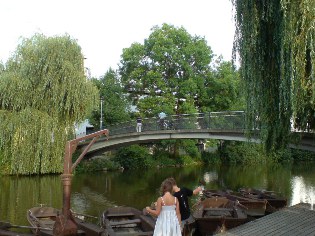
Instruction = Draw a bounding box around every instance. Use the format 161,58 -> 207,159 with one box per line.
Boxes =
75,119 -> 94,138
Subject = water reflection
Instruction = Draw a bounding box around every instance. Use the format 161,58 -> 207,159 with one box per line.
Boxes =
203,171 -> 218,184
0,175 -> 62,225
291,176 -> 315,208
1,163 -> 315,226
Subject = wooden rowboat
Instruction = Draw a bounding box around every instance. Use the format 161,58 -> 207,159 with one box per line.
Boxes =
239,188 -> 287,211
101,207 -> 155,236
193,197 -> 248,236
27,206 -> 106,236
27,206 -> 60,236
203,189 -> 267,217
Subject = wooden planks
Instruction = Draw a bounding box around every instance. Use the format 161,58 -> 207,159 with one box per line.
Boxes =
217,204 -> 315,236
106,212 -> 135,218
110,219 -> 141,226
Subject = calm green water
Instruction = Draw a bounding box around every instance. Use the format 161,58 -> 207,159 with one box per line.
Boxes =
1,163 -> 315,227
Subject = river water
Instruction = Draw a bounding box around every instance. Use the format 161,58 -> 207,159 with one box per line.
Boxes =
1,163 -> 315,227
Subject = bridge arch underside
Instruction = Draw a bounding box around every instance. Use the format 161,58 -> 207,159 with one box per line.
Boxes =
81,130 -> 315,157
83,130 -> 259,157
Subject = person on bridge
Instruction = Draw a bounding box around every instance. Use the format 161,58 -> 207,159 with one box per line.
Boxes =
158,112 -> 167,130
136,116 -> 142,132
145,179 -> 182,236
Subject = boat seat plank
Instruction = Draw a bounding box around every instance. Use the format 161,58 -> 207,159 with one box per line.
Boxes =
137,231 -> 154,235
77,229 -> 85,235
110,219 -> 141,226
106,212 -> 135,217
204,208 -> 233,211
115,231 -> 153,236
36,213 -> 57,218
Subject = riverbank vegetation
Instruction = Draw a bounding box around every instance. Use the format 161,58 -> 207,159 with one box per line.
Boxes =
74,141 -> 315,174
75,143 -> 202,173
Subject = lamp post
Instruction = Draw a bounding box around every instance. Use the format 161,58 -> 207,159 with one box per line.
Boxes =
100,96 -> 104,130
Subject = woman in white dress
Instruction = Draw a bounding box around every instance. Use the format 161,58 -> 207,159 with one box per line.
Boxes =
146,179 -> 182,236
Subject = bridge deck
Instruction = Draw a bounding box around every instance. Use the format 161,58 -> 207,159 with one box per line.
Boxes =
217,203 -> 315,236
79,129 -> 315,155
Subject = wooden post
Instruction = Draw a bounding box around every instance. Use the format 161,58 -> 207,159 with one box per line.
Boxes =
53,129 -> 109,236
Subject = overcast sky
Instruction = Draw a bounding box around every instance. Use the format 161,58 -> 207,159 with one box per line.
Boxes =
0,0 -> 235,78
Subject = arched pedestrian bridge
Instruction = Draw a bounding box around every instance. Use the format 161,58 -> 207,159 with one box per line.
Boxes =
78,111 -> 315,156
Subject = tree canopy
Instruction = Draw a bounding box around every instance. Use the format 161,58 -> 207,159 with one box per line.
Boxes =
119,23 -> 242,117
232,0 -> 315,151
119,23 -> 212,116
89,68 -> 130,128
0,34 -> 98,175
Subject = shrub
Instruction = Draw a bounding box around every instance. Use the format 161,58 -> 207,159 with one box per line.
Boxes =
267,149 -> 293,163
290,149 -> 315,162
220,141 -> 267,164
201,151 -> 221,164
153,152 -> 177,167
75,158 -> 121,173
181,140 -> 201,159
114,145 -> 152,170
178,155 -> 201,165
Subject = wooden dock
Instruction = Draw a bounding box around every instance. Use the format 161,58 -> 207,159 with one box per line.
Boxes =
217,203 -> 315,236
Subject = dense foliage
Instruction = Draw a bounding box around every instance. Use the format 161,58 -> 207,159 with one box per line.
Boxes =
232,0 -> 315,151
113,144 -> 201,170
89,68 -> 130,129
114,145 -> 152,170
119,23 -> 242,116
0,34 -> 98,175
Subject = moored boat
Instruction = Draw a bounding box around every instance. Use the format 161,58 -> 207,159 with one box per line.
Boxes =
27,206 -> 106,236
101,207 -> 155,236
27,206 -> 60,236
239,188 -> 287,211
193,197 -> 247,235
203,189 -> 267,217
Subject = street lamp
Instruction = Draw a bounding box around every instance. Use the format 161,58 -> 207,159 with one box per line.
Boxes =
100,96 -> 104,130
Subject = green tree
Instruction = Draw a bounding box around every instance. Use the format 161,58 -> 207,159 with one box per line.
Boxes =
232,0 -> 315,151
89,68 -> 130,128
199,57 -> 244,112
119,23 -> 213,116
0,34 -> 98,175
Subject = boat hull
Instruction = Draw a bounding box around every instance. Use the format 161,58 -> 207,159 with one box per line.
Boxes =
239,188 -> 287,211
101,207 -> 155,236
27,206 -> 105,236
193,197 -> 247,236
203,190 -> 267,217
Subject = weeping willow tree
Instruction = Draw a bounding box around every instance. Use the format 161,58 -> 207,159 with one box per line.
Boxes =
0,34 -> 98,175
232,0 -> 315,151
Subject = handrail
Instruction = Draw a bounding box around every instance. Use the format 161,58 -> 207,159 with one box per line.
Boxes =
102,111 -> 246,136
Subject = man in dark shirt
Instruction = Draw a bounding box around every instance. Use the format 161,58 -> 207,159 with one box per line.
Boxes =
168,177 -> 202,232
